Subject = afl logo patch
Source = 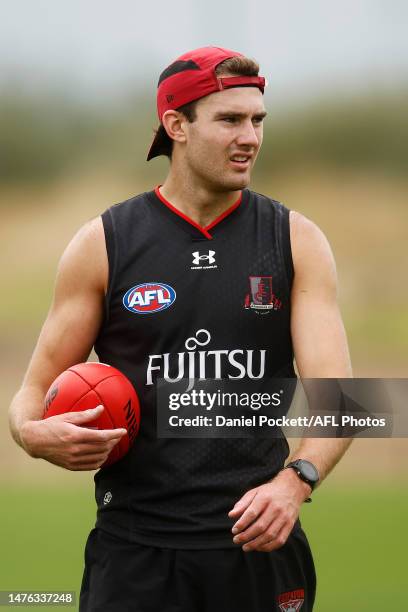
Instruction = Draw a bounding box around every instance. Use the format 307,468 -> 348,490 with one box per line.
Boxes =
123,283 -> 176,315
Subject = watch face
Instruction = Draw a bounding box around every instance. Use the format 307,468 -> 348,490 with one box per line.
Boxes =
299,460 -> 319,483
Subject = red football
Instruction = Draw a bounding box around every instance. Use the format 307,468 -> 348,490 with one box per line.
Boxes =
43,362 -> 140,467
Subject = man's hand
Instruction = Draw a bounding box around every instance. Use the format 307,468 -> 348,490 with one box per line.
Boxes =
20,405 -> 127,471
228,468 -> 311,552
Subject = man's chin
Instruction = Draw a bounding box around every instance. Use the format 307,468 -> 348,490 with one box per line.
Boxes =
223,172 -> 251,191
201,169 -> 251,193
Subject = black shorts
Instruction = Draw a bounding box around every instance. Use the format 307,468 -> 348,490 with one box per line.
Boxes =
79,527 -> 316,612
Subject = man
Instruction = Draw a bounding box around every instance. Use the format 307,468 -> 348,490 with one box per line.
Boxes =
9,46 -> 352,611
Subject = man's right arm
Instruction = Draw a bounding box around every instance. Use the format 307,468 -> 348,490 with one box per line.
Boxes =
8,216 -> 126,470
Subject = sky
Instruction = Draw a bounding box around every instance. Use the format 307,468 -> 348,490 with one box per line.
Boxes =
1,0 -> 407,107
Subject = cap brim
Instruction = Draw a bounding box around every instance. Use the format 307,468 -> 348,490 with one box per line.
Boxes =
146,124 -> 172,161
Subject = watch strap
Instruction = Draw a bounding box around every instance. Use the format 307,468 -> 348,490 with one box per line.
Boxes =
284,459 -> 319,500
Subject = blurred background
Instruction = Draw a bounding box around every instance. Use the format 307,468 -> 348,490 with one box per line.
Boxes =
1,1 -> 407,610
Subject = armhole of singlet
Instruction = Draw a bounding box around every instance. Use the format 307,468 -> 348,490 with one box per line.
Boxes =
276,203 -> 297,379
278,203 -> 295,293
101,208 -> 117,324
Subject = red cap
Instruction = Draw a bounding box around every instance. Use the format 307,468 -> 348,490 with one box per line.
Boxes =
147,46 -> 266,161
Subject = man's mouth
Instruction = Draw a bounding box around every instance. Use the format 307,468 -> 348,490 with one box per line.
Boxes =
229,155 -> 251,168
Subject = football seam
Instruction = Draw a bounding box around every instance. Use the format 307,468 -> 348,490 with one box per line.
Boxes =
91,386 -> 116,430
64,368 -> 134,434
91,386 -> 129,465
70,370 -> 134,430
68,387 -> 96,412
68,388 -> 114,429
69,368 -> 120,390
45,385 -> 94,415
45,386 -> 115,430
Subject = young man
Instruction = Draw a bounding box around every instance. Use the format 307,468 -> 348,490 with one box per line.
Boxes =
9,46 -> 352,611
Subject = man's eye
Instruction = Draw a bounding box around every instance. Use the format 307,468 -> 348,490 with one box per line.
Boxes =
222,117 -> 237,123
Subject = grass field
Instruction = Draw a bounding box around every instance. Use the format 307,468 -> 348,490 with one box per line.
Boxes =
0,483 -> 406,611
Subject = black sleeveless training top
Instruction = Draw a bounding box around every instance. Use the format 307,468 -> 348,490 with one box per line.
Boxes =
93,187 -> 296,548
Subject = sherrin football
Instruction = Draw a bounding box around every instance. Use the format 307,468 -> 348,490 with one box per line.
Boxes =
43,362 -> 140,466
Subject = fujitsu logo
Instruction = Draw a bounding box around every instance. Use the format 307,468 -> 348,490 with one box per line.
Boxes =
192,250 -> 216,265
146,329 -> 266,385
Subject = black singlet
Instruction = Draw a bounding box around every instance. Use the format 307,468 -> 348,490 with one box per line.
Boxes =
93,187 -> 296,548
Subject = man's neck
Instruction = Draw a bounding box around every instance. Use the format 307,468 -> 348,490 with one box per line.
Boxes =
160,172 -> 242,228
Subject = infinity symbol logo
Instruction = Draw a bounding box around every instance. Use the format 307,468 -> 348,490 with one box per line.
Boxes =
185,329 -> 211,351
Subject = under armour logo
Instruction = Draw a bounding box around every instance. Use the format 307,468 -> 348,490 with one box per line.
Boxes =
192,250 -> 216,265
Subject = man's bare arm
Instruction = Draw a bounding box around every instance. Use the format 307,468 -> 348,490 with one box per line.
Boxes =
229,211 -> 353,551
286,210 -> 353,481
8,217 -> 126,470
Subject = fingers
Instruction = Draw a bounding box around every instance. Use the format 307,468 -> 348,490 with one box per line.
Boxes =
62,405 -> 104,424
66,452 -> 112,471
26,406 -> 128,471
230,492 -> 267,534
58,435 -> 122,470
236,516 -> 288,551
73,426 -> 127,443
56,406 -> 127,443
59,429 -> 125,462
229,483 -> 299,552
228,488 -> 258,519
73,439 -> 121,456
257,522 -> 294,552
233,510 -> 284,546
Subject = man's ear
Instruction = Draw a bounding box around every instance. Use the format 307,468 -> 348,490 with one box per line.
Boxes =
161,110 -> 187,145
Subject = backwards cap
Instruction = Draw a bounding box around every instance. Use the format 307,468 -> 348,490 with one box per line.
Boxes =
147,46 -> 266,160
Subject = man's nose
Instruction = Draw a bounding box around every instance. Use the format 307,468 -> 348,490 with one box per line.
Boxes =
235,120 -> 260,148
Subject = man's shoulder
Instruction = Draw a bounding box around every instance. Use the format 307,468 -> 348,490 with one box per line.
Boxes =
289,211 -> 329,248
248,188 -> 287,209
105,190 -> 153,216
289,210 -> 337,284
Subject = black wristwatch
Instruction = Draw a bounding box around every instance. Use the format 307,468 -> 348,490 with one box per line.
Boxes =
284,459 -> 319,502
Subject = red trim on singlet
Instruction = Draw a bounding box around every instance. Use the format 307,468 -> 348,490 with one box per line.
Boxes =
205,194 -> 242,231
154,186 -> 242,239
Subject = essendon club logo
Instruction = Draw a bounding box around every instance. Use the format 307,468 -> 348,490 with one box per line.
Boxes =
244,276 -> 282,313
277,588 -> 305,611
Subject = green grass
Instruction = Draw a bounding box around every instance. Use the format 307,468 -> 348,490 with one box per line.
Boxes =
300,485 -> 407,611
344,307 -> 408,356
0,486 -> 95,611
0,484 -> 406,611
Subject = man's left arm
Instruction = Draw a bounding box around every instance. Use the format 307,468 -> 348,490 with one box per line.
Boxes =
229,211 -> 353,552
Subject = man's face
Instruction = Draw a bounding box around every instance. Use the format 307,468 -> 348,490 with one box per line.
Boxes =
181,86 -> 266,191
